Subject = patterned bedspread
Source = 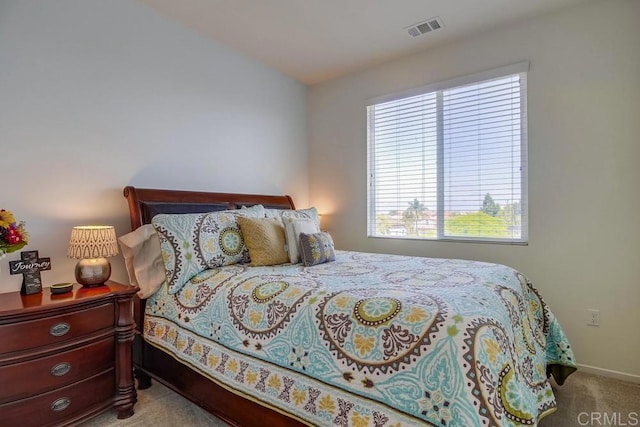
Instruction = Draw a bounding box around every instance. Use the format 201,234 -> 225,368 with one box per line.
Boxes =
143,251 -> 576,426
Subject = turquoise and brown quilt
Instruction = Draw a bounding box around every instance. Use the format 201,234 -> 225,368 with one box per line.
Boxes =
143,251 -> 576,426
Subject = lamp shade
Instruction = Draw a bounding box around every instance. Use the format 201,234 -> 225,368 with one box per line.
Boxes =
67,226 -> 119,259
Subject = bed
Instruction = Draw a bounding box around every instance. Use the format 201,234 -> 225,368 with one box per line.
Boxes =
122,186 -> 576,426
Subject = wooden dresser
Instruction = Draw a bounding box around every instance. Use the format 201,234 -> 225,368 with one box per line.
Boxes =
0,281 -> 137,426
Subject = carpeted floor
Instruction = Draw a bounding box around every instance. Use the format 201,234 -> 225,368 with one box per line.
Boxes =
539,372 -> 640,427
84,371 -> 639,426
83,381 -> 227,427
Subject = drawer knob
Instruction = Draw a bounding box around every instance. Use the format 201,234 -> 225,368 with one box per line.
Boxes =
51,397 -> 71,412
50,322 -> 70,337
51,362 -> 71,376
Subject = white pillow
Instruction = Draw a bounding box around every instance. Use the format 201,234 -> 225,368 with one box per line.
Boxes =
283,218 -> 320,263
118,224 -> 165,299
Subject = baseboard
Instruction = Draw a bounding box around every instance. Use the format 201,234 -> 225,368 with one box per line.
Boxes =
576,363 -> 640,384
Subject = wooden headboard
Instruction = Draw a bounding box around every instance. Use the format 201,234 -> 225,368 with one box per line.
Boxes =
123,186 -> 296,231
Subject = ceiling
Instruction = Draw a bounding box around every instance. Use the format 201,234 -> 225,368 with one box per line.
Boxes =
138,0 -> 593,85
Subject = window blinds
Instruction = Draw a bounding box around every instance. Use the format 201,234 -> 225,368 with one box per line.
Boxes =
367,64 -> 528,243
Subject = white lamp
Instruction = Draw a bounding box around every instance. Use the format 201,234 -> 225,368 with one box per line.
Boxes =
67,225 -> 118,287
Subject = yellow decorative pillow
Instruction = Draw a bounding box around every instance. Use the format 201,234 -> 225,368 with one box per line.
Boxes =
237,217 -> 289,266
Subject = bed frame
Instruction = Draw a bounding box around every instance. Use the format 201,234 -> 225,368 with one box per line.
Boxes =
122,186 -> 303,426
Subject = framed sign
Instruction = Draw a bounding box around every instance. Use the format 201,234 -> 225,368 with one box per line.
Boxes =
9,250 -> 52,295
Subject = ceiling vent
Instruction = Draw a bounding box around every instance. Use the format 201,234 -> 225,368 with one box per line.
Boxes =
406,17 -> 444,37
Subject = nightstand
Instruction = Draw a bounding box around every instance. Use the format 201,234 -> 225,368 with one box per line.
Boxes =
0,281 -> 138,426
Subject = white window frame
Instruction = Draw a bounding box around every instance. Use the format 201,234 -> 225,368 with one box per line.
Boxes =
367,62 -> 529,244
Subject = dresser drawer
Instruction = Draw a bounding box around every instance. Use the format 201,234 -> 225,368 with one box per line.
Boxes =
0,337 -> 114,403
0,369 -> 115,427
0,303 -> 114,354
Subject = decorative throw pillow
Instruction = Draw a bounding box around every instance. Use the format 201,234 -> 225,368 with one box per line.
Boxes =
282,218 -> 320,264
299,231 -> 335,267
118,224 -> 165,299
152,204 -> 265,294
237,216 -> 289,266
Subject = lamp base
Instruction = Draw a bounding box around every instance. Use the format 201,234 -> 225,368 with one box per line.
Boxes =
75,258 -> 111,287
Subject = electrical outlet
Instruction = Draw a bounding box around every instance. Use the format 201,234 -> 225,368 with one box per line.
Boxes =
587,309 -> 600,326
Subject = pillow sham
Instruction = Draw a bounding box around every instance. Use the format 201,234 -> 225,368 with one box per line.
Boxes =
152,204 -> 265,294
118,224 -> 165,299
265,207 -> 320,229
282,217 -> 320,264
237,216 -> 289,266
299,231 -> 336,267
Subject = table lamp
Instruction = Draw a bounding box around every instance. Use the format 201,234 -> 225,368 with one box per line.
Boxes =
67,225 -> 119,287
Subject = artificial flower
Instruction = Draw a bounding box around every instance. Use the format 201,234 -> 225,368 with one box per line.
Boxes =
0,209 -> 28,255
0,210 -> 16,229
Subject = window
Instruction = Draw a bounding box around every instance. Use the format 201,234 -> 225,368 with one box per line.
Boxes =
367,63 -> 528,243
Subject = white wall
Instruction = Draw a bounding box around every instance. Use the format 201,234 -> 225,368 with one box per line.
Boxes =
309,0 -> 640,378
0,0 -> 308,292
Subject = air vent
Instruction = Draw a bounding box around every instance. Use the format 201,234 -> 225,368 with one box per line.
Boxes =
406,17 -> 444,37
